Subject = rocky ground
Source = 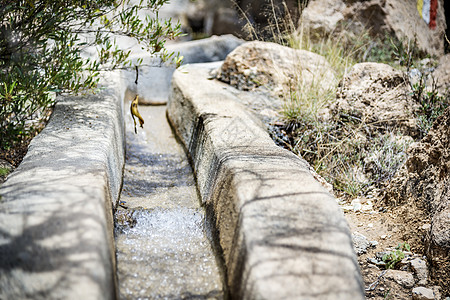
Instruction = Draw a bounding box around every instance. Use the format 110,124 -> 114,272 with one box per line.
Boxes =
343,196 -> 440,299
0,139 -> 31,184
2,0 -> 450,297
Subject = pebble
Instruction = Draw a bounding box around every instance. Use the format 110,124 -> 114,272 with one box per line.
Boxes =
352,232 -> 371,255
412,286 -> 435,300
376,251 -> 388,259
385,269 -> 415,288
349,198 -> 374,212
410,258 -> 428,285
353,203 -> 362,212
367,257 -> 386,267
421,223 -> 431,230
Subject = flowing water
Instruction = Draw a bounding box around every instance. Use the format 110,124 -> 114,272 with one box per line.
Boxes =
114,104 -> 224,299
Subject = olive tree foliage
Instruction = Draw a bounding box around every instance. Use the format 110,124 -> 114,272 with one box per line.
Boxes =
0,0 -> 182,149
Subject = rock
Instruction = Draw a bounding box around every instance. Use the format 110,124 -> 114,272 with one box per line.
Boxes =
385,107 -> 450,295
386,107 -> 450,246
422,223 -> 432,230
167,34 -> 244,65
217,40 -> 336,95
300,0 -> 346,36
351,199 -> 362,212
332,62 -> 419,136
233,0 -> 301,38
211,7 -> 246,37
159,0 -> 300,39
158,0 -> 232,37
433,54 -> 450,95
410,258 -> 429,285
352,232 -> 371,255
367,257 -> 386,267
124,35 -> 244,105
301,0 -> 447,57
384,269 -> 415,288
432,286 -> 442,300
412,286 -> 436,300
115,209 -> 137,229
382,0 -> 446,57
376,251 -> 389,260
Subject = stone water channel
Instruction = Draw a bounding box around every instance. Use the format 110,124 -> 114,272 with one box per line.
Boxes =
114,103 -> 225,299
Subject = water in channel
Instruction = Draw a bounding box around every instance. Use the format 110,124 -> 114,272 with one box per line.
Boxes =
114,104 -> 224,299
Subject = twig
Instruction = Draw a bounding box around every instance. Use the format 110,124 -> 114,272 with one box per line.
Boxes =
365,269 -> 387,291
135,65 -> 139,85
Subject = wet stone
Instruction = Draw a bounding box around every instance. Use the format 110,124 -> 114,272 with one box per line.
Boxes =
115,208 -> 138,229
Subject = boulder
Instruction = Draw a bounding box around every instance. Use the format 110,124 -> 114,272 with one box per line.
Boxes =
217,40 -> 336,96
167,34 -> 244,65
300,0 -> 347,36
301,0 -> 447,57
124,35 -> 244,105
158,0 -> 301,39
432,54 -> 450,94
332,62 -> 418,136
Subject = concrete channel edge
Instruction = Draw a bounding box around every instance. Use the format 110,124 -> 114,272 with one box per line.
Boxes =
0,72 -> 126,299
0,35 -> 244,300
167,62 -> 365,299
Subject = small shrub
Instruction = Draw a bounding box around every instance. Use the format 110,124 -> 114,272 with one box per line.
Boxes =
411,77 -> 449,137
0,1 -> 182,154
0,167 -> 10,177
364,132 -> 412,185
382,243 -> 411,269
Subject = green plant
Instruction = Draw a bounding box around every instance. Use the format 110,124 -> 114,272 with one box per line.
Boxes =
0,0 -> 182,152
384,288 -> 392,300
391,36 -> 429,68
364,132 -> 412,185
411,76 -> 449,137
0,167 -> 10,177
332,164 -> 366,198
382,243 -> 411,269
